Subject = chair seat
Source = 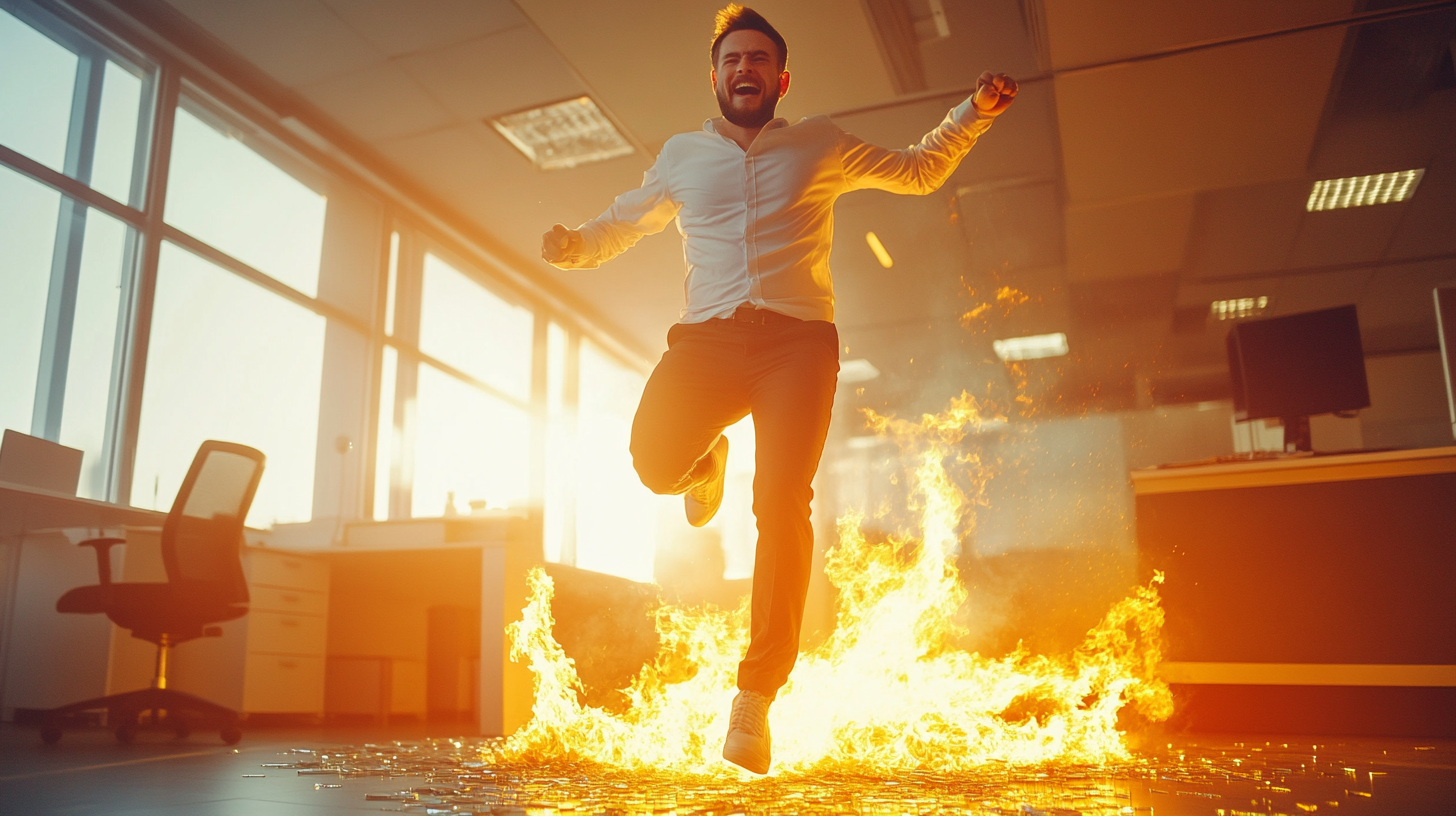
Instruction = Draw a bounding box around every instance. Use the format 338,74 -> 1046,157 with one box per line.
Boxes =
57,582 -> 247,644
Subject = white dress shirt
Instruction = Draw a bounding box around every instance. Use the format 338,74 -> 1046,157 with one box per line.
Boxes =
557,98 -> 996,324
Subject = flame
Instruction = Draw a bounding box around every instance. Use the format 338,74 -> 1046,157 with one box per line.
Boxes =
500,393 -> 1171,774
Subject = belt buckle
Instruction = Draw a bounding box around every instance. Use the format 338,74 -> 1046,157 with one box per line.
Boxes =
735,306 -> 767,325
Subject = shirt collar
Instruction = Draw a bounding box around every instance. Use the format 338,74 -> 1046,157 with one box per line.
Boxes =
703,117 -> 790,135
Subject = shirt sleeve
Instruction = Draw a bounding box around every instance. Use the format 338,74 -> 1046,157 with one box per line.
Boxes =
838,98 -> 996,195
552,153 -> 682,270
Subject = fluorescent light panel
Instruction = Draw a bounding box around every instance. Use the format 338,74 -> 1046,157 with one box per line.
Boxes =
993,332 -> 1068,362
1211,296 -> 1268,321
1306,169 -> 1424,212
491,96 -> 633,171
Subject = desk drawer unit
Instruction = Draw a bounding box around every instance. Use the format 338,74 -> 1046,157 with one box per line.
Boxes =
239,549 -> 329,717
242,654 -> 325,713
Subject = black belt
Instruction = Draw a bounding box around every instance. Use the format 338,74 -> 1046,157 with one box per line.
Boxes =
716,304 -> 802,326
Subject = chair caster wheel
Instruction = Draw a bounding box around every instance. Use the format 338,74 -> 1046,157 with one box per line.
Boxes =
220,725 -> 242,745
115,723 -> 137,744
40,724 -> 62,744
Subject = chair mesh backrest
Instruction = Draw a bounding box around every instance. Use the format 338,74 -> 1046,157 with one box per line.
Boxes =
161,441 -> 265,604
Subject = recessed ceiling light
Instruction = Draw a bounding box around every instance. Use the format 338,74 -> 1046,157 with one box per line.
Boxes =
839,358 -> 881,382
1306,169 -> 1424,212
992,333 -> 1068,362
1210,296 -> 1269,321
490,96 -> 634,171
865,232 -> 894,268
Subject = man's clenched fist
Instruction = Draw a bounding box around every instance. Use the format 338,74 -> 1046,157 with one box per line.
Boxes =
972,72 -> 1017,117
541,223 -> 583,265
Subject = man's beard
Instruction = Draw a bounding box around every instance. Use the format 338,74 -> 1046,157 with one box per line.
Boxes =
716,83 -> 780,129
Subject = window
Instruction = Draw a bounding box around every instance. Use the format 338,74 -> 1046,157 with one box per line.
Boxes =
165,102 -> 327,297
411,362 -> 530,518
0,166 -> 60,438
543,322 -> 573,563
132,243 -> 325,527
0,7 -> 149,205
0,7 -> 78,172
573,339 -> 658,582
419,252 -> 534,401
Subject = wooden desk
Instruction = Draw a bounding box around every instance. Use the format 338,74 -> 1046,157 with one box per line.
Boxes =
324,518 -> 540,737
1133,446 -> 1456,735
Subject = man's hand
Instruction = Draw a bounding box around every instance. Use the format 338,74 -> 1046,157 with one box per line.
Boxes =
972,72 -> 1017,117
541,223 -> 583,265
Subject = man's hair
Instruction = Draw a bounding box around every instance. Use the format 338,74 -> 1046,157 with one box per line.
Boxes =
710,5 -> 787,71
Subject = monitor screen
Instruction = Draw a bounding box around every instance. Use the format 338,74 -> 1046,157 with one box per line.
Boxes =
1227,305 -> 1371,422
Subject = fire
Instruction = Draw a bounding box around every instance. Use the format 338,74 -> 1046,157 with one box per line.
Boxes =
499,393 -> 1171,775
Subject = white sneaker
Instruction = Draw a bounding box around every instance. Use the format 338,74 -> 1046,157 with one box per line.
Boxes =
721,689 -> 772,774
685,435 -> 729,527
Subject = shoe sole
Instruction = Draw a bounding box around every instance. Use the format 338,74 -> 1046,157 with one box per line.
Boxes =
722,736 -> 770,774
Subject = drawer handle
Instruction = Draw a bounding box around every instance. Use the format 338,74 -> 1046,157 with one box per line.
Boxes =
280,618 -> 300,627
281,594 -> 300,603
278,659 -> 298,669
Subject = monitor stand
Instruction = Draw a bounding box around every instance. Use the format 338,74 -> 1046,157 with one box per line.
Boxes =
1282,415 -> 1312,453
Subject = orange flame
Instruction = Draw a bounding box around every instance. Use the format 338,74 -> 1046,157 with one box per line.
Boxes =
500,393 -> 1171,774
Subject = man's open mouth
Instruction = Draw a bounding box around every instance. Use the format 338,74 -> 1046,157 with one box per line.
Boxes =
732,82 -> 761,97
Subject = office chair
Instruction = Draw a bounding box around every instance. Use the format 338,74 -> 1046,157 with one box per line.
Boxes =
39,441 -> 265,745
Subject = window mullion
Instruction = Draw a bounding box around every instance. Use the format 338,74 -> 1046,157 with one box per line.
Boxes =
111,61 -> 178,506
30,51 -> 105,441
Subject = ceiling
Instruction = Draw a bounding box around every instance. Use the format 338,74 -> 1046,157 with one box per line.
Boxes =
108,0 -> 1456,417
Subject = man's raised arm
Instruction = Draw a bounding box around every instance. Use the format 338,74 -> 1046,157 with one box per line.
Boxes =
541,159 -> 682,270
839,71 -> 1017,196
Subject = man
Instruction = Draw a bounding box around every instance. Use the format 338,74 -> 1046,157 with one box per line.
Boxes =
542,4 -> 1015,774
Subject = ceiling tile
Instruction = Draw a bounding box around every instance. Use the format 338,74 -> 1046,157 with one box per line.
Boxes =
1065,194 -> 1194,281
1042,0 -> 1354,70
296,62 -> 456,141
1270,269 -> 1374,317
1184,180 -> 1307,279
1358,257 -> 1456,352
165,0 -> 383,86
322,0 -> 526,58
1387,153 -> 1456,260
1284,203 -> 1405,269
516,0 -> 896,149
1054,27 -> 1345,204
397,26 -> 587,121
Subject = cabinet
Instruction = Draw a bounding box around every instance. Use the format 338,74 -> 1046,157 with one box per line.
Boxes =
168,547 -> 329,718
1133,446 -> 1456,735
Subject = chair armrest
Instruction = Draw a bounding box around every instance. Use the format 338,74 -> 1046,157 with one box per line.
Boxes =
77,537 -> 126,585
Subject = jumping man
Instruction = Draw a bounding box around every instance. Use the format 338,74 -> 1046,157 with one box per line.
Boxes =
542,4 -> 1016,774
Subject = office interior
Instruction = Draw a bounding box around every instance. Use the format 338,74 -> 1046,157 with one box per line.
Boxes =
1,0 -> 1454,813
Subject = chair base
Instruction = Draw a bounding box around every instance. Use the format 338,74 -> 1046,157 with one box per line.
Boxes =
39,687 -> 242,745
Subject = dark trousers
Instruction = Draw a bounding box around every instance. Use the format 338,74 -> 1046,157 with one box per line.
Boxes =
629,314 -> 840,697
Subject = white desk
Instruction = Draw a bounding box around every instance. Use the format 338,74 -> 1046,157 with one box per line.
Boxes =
0,481 -> 163,718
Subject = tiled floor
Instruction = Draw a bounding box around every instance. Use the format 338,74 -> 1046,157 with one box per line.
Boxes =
3,722 -> 1454,814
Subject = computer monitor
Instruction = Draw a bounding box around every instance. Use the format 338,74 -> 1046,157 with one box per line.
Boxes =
0,429 -> 84,494
1226,305 -> 1370,452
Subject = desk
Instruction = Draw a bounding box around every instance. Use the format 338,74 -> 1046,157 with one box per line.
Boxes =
1133,446 -> 1456,735
0,482 -> 162,718
0,484 -> 540,736
326,518 -> 540,736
